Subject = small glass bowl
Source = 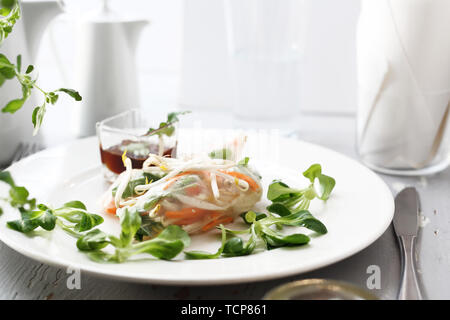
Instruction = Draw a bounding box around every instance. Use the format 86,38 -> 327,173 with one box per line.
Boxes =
263,279 -> 379,300
96,109 -> 178,181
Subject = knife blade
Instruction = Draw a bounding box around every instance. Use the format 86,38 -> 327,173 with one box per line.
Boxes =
393,187 -> 420,236
393,187 -> 422,300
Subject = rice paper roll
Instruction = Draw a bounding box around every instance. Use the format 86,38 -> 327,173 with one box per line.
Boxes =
104,154 -> 262,235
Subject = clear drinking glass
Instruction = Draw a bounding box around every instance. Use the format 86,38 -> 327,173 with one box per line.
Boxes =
224,0 -> 305,130
356,0 -> 450,176
96,109 -> 178,181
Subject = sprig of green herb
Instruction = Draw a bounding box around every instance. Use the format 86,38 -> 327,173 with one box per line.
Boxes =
0,171 -> 36,210
0,170 -> 190,263
145,111 -> 190,137
0,171 -> 103,234
209,148 -> 233,160
237,157 -> 250,166
0,0 -> 19,44
0,164 -> 335,263
0,52 -> 82,134
184,224 -> 227,259
112,172 -> 165,199
4,200 -> 101,235
0,1 -> 82,135
225,210 -> 324,256
185,164 -> 335,259
77,207 -> 190,263
184,209 -> 326,260
266,164 -> 336,216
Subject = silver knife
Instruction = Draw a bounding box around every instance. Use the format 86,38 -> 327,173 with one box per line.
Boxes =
393,187 -> 423,300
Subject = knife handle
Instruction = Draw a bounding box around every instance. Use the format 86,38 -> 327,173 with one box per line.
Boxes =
397,235 -> 423,300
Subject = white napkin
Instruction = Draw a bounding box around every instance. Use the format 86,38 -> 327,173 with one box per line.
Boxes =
356,0 -> 450,169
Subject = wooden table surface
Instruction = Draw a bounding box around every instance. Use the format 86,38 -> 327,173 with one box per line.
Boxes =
0,113 -> 448,300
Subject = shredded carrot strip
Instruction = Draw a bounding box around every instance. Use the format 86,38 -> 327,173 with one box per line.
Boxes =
171,217 -> 202,226
201,216 -> 233,232
104,199 -> 116,215
184,184 -> 201,196
165,207 -> 210,225
219,170 -> 259,191
165,207 -> 208,220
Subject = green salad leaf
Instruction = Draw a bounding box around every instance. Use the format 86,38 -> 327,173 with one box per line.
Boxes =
135,225 -> 190,260
200,164 -> 335,258
76,229 -> 109,251
267,164 -> 336,216
145,111 -> 190,138
209,148 -> 233,160
77,207 -> 190,263
118,206 -> 142,247
0,162 -> 335,264
0,0 -> 19,43
0,171 -> 101,235
0,171 -> 36,209
184,225 -> 227,259
135,215 -> 165,241
237,157 -> 250,166
1,172 -> 190,264
55,205 -> 104,233
6,200 -> 102,235
112,172 -> 165,199
240,211 -> 267,224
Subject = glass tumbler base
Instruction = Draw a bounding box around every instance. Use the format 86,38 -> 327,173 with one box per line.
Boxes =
361,156 -> 450,177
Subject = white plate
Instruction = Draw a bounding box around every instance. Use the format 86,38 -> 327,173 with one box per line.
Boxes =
0,135 -> 394,285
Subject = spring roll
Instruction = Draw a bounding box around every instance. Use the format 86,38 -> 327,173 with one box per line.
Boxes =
103,154 -> 262,237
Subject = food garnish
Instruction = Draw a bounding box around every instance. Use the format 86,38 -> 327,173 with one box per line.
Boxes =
144,111 -> 190,156
0,171 -> 102,235
106,152 -> 263,235
184,164 -> 335,259
1,157 -> 335,263
0,1 -> 82,135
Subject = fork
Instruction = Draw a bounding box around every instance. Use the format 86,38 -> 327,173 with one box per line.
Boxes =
10,142 -> 43,164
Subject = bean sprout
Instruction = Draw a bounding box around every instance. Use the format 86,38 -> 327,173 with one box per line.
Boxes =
210,172 -> 220,200
114,157 -> 132,208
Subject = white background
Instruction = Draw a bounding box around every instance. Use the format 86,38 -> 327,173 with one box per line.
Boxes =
36,0 -> 361,135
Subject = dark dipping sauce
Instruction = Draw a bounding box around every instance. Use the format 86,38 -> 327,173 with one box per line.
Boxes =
100,140 -> 175,174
